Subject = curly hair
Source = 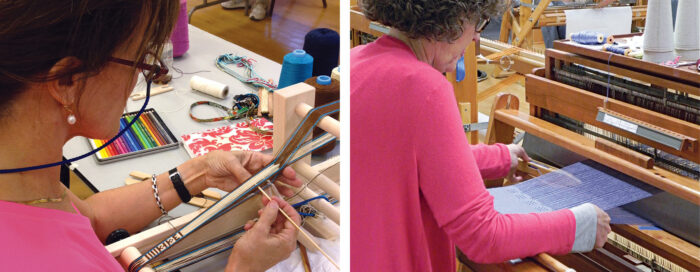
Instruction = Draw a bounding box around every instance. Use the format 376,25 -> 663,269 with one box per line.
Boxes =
361,0 -> 508,42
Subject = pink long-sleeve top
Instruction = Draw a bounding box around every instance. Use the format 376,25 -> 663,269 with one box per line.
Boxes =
350,36 -> 577,271
0,200 -> 122,271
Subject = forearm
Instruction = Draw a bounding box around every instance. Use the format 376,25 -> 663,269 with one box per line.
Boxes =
86,157 -> 208,242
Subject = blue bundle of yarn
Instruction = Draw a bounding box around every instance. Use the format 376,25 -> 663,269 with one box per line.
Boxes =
278,49 -> 314,89
570,31 -> 608,45
303,28 -> 340,77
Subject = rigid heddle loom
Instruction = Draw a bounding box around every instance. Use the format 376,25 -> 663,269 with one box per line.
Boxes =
106,82 -> 341,271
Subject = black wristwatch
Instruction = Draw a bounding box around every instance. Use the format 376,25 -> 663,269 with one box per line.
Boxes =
169,168 -> 192,203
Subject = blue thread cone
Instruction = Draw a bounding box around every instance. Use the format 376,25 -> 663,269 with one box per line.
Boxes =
278,49 -> 314,89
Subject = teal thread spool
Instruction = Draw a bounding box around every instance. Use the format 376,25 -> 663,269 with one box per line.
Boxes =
278,49 -> 314,89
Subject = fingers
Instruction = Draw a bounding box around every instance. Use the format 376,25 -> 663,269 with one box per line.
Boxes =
254,200 -> 279,234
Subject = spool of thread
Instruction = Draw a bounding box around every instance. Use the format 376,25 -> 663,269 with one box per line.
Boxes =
278,49 -> 314,89
331,66 -> 340,81
673,0 -> 700,61
603,44 -> 631,56
190,76 -> 229,99
568,31 -> 610,45
303,28 -> 340,77
304,75 -> 339,155
171,0 -> 189,57
643,0 -> 675,62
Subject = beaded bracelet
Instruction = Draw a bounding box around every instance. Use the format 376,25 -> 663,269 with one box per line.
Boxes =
188,94 -> 259,123
151,174 -> 167,215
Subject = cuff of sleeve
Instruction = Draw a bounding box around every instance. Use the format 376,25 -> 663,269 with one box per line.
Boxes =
495,143 -> 512,178
570,203 -> 597,252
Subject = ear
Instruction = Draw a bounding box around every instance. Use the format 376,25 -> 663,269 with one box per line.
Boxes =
46,56 -> 83,108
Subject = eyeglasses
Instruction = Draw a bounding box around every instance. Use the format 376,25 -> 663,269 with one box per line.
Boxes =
475,17 -> 490,33
109,52 -> 168,81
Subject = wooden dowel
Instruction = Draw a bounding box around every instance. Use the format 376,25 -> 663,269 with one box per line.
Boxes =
295,103 -> 340,138
293,162 -> 340,201
257,187 -> 340,270
533,253 -> 575,272
119,247 -> 155,272
299,242 -> 313,272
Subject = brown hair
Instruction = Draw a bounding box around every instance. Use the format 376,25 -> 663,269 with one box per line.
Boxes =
0,0 -> 179,115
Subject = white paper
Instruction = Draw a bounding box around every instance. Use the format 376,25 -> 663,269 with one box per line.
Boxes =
565,6 -> 633,37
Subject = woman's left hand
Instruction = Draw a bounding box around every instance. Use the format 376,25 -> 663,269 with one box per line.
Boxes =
506,144 -> 530,184
199,150 -> 303,197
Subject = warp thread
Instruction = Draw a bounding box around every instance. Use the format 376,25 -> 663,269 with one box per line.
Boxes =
303,28 -> 340,77
569,31 -> 613,45
171,0 -> 189,57
278,49 -> 313,89
190,75 -> 228,99
304,75 -> 340,155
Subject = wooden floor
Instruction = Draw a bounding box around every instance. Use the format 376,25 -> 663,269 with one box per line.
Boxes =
186,0 -> 339,63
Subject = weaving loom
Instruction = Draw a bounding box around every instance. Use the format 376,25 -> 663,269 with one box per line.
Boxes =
459,40 -> 699,272
105,82 -> 341,271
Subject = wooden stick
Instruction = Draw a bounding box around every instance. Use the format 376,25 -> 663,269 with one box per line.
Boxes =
257,187 -> 340,270
299,242 -> 312,272
533,253 -> 575,272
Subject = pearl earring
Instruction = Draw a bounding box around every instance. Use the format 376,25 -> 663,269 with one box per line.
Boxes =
67,114 -> 76,125
64,105 -> 76,125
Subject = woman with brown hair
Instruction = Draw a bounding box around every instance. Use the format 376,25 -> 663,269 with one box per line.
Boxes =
0,1 -> 300,271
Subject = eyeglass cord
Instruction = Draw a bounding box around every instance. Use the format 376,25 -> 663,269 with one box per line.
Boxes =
0,81 -> 153,174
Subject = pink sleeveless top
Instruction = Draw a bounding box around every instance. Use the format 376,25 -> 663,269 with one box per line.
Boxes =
0,200 -> 123,271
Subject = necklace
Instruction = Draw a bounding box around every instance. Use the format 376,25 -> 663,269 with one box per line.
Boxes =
9,188 -> 67,205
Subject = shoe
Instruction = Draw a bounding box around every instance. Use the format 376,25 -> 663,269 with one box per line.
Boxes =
221,0 -> 246,9
249,0 -> 267,20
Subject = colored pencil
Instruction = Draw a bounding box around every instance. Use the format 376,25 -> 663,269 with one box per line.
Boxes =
123,118 -> 145,151
92,139 -> 109,159
125,115 -> 153,149
139,114 -> 165,146
119,119 -> 141,151
132,114 -> 158,148
146,112 -> 172,144
104,139 -> 118,157
140,113 -> 166,146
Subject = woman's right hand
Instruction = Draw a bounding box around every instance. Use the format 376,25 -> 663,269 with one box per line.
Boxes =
593,205 -> 611,248
226,196 -> 300,272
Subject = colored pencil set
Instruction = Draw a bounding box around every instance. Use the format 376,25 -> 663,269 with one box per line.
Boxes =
88,108 -> 179,164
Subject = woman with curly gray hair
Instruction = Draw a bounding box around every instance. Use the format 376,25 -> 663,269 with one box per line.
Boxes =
350,0 -> 611,270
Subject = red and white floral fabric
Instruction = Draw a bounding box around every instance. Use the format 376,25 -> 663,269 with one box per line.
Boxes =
181,118 -> 273,158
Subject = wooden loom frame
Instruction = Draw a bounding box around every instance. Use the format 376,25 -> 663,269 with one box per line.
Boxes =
106,82 -> 341,271
499,0 -> 647,51
471,44 -> 700,271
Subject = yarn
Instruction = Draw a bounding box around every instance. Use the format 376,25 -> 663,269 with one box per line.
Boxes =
643,0 -> 675,63
216,54 -> 277,91
304,75 -> 339,155
673,0 -> 700,61
278,49 -> 313,89
190,75 -> 229,99
331,66 -> 340,81
171,0 -> 189,57
569,31 -> 612,45
303,28 -> 340,77
603,44 -> 631,56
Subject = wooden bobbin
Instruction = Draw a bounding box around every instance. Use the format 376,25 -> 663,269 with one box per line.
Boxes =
119,247 -> 155,272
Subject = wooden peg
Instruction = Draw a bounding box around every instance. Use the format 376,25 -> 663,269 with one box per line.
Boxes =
129,171 -> 151,181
